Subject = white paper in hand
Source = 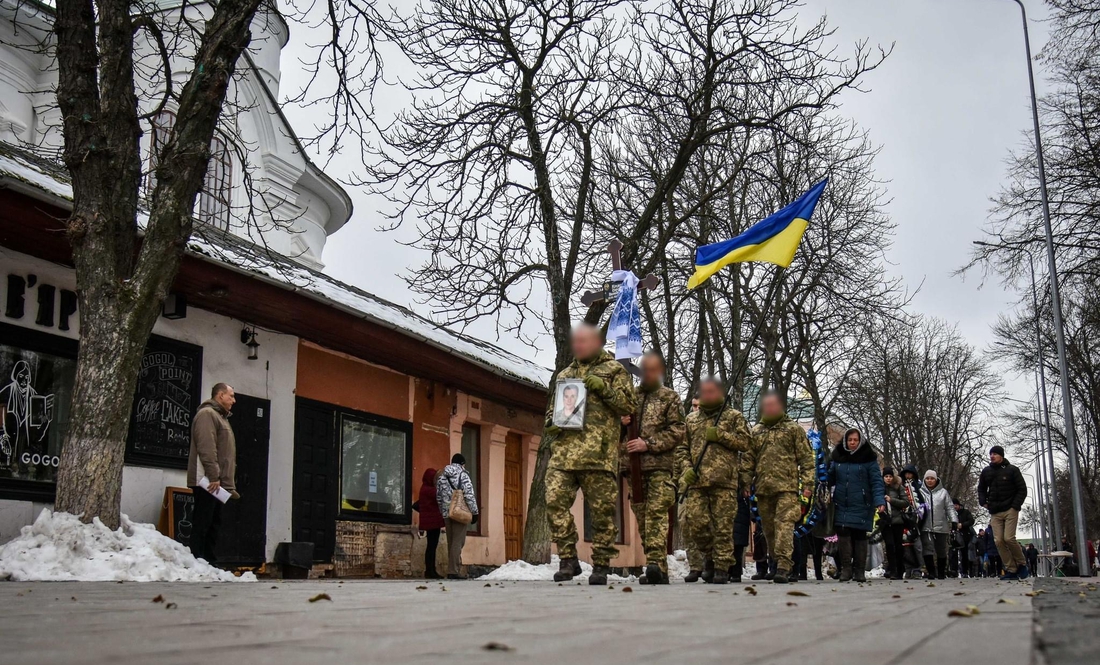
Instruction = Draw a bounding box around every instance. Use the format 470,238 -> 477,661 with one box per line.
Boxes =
197,476 -> 231,504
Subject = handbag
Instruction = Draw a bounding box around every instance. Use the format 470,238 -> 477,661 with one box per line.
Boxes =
447,473 -> 473,525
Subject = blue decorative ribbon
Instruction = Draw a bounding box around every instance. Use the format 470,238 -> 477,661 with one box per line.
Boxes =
607,270 -> 642,360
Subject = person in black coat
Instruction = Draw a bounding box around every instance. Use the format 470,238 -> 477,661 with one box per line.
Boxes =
977,445 -> 1029,579
952,499 -> 975,578
729,493 -> 754,580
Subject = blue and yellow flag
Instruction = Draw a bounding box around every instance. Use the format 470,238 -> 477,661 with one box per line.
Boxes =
686,179 -> 827,290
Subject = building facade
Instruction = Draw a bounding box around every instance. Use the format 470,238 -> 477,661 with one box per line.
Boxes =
0,0 -> 649,575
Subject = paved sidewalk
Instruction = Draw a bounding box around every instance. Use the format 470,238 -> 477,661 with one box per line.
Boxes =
1032,576 -> 1100,665
0,577 -> 1035,664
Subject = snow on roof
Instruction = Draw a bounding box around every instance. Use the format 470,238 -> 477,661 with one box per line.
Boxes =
0,143 -> 551,389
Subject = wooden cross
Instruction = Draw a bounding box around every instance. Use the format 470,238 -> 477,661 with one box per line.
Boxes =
580,239 -> 660,307
577,239 -> 660,504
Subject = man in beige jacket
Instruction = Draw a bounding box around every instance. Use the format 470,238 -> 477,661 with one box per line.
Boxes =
187,383 -> 237,564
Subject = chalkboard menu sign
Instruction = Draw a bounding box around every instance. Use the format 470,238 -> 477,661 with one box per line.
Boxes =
157,486 -> 195,547
125,335 -> 203,469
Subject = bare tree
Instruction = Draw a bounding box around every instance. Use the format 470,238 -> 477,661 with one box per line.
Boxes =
0,0 -> 385,527
366,0 -> 884,561
835,316 -> 1003,505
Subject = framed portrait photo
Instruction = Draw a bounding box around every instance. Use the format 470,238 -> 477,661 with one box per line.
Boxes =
552,379 -> 587,430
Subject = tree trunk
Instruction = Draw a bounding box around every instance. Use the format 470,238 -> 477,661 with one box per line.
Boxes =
521,432 -> 554,564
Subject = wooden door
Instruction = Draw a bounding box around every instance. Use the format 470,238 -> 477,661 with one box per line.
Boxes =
503,433 -> 524,561
216,392 -> 270,565
292,398 -> 338,562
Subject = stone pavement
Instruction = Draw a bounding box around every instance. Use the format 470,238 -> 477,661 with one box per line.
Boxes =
0,576 -> 1036,665
1032,576 -> 1100,665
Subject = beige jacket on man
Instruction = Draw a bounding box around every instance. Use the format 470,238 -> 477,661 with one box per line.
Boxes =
187,399 -> 238,496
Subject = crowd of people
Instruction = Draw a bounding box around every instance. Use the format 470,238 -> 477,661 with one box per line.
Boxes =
532,325 -> 1039,585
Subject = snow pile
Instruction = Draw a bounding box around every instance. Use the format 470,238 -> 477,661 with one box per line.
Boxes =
479,555 -> 635,583
667,549 -> 690,580
0,510 -> 255,582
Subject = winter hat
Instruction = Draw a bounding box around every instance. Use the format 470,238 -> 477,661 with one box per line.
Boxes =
923,470 -> 938,481
989,445 -> 1005,457
882,467 -> 895,477
451,453 -> 466,465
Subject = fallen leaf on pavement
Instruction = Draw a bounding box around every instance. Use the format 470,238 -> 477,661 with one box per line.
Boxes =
416,586 -> 427,590
953,592 -> 966,596
892,595 -> 901,599
484,583 -> 491,587
622,587 -> 633,593
786,601 -> 798,607
927,583 -> 936,587
947,608 -> 974,618
998,598 -> 1018,605
966,605 -> 981,615
483,642 -> 514,652
151,595 -> 164,603
308,593 -> 332,603
165,603 -> 178,610
787,590 -> 809,597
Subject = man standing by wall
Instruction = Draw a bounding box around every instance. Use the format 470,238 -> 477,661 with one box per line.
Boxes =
187,382 -> 238,565
620,352 -> 685,586
740,391 -> 814,584
545,324 -> 636,586
677,377 -> 752,585
977,445 -> 1029,580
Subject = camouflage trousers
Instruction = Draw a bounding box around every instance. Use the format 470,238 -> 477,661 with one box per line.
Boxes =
757,492 -> 801,572
629,470 -> 676,572
681,486 -> 738,569
546,468 -> 619,566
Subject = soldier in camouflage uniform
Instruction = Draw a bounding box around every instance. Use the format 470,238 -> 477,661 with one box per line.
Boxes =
545,324 -> 637,585
739,391 -> 814,584
675,377 -> 752,585
619,352 -> 685,586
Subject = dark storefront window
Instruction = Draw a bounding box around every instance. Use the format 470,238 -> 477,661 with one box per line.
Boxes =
461,424 -> 482,534
339,412 -> 413,521
0,322 -> 77,501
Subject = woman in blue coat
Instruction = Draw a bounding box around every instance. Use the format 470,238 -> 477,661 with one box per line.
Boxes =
828,428 -> 885,582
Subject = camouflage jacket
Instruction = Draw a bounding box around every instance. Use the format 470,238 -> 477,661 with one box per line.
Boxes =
546,351 -> 637,474
740,416 -> 814,495
619,385 -> 686,473
675,404 -> 752,489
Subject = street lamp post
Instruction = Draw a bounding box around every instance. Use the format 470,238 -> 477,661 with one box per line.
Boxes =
1005,0 -> 1091,574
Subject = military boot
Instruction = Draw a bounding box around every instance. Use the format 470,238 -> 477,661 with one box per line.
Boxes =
838,536 -> 853,582
684,570 -> 702,583
588,565 -> 610,586
710,569 -> 729,584
701,559 -> 716,584
853,539 -> 868,583
643,563 -> 664,586
772,569 -> 790,584
553,557 -> 582,582
750,564 -> 768,581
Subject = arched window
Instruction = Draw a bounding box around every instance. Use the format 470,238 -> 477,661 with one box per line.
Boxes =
197,136 -> 232,231
145,110 -> 176,194
146,110 -> 232,230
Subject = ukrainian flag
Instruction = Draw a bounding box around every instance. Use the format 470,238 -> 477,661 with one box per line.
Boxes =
687,179 -> 828,290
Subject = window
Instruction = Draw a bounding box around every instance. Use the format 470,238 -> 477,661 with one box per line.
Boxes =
0,322 -> 78,502
197,135 -> 232,230
145,110 -> 176,195
461,424 -> 482,534
339,412 -> 413,523
583,478 -> 624,544
146,110 -> 232,230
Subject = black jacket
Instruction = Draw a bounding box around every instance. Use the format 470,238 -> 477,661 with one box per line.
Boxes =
977,460 -> 1027,514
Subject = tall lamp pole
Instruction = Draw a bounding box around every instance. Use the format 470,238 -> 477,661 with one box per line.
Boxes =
1006,0 -> 1090,574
